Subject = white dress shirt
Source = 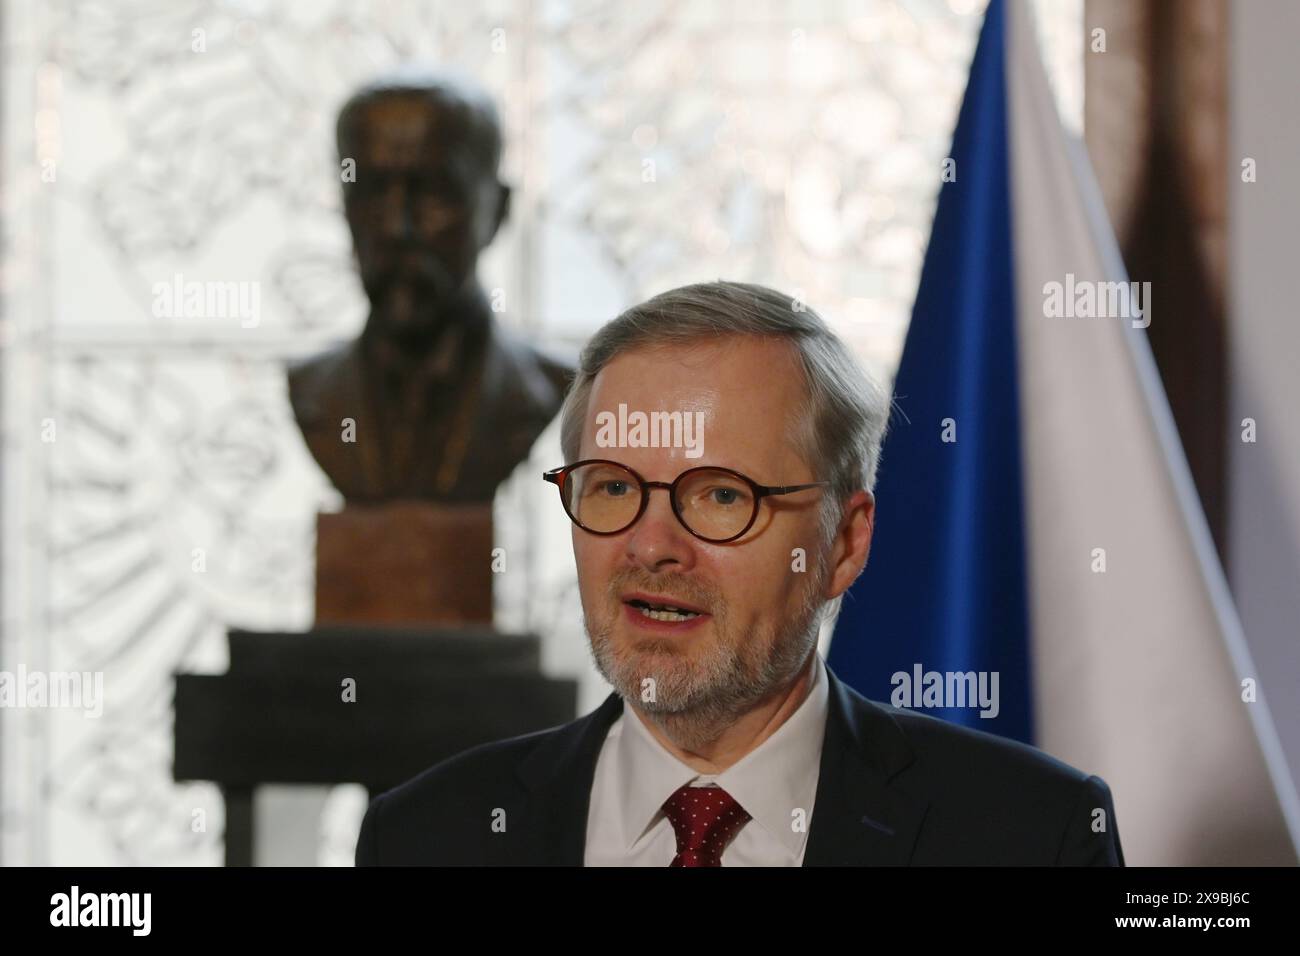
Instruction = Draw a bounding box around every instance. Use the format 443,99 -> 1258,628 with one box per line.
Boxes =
583,652 -> 830,866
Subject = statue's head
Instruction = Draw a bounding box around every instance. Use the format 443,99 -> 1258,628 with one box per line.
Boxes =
337,68 -> 509,344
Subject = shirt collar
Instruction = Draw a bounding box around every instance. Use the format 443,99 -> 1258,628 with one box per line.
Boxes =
614,652 -> 830,860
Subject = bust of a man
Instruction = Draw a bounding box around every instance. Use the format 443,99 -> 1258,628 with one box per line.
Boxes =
288,70 -> 570,503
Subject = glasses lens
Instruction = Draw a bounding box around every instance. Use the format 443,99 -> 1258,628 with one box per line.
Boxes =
675,468 -> 756,541
564,462 -> 643,533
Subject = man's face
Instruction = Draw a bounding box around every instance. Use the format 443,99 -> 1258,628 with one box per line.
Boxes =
341,94 -> 505,341
575,338 -> 833,721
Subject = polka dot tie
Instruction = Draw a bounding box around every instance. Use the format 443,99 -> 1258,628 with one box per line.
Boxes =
661,784 -> 751,867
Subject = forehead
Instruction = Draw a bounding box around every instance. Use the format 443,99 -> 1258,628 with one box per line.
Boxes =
582,336 -> 810,475
345,94 -> 489,171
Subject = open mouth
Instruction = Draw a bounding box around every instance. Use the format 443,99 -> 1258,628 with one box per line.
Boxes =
624,598 -> 705,623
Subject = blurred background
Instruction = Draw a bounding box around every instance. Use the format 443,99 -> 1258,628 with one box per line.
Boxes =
1,0 -> 1294,867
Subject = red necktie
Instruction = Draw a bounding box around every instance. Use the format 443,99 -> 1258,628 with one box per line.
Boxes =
661,784 -> 751,867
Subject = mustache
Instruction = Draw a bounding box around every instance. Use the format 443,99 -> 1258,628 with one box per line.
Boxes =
608,571 -> 719,615
363,252 -> 456,293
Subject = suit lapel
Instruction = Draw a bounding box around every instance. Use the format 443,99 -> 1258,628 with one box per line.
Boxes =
803,666 -> 930,866
512,665 -> 930,866
514,690 -> 624,865
453,318 -> 569,495
305,339 -> 382,495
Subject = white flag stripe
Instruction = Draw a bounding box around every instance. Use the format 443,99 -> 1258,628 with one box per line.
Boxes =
1008,0 -> 1298,864
1066,40 -> 1300,862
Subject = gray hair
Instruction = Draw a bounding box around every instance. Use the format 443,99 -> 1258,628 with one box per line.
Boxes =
559,280 -> 890,561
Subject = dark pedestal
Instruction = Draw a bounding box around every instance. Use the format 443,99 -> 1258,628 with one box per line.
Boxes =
173,626 -> 576,866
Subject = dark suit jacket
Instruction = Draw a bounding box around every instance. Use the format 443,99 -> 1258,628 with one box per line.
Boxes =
355,663 -> 1125,866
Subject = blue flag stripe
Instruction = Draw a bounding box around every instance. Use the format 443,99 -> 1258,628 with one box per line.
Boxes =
828,0 -> 1033,743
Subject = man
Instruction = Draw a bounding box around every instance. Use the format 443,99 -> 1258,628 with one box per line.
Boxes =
356,281 -> 1125,866
288,69 -> 569,502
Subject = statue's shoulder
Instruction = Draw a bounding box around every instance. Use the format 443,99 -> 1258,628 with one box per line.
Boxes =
287,339 -> 357,385
286,339 -> 362,421
533,342 -> 576,397
484,321 -> 575,403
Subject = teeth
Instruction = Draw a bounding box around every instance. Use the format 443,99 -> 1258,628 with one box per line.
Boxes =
636,606 -> 701,622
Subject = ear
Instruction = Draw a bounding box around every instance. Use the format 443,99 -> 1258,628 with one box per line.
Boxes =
823,490 -> 875,600
492,181 -> 512,235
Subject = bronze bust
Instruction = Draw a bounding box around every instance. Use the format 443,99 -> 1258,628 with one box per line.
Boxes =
288,71 -> 570,503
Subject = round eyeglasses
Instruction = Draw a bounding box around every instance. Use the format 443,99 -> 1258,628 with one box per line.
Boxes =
542,459 -> 829,544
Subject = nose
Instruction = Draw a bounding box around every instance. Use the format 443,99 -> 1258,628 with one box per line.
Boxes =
380,179 -> 414,241
624,486 -> 697,572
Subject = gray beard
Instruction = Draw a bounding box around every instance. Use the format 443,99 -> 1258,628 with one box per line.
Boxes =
585,573 -> 827,753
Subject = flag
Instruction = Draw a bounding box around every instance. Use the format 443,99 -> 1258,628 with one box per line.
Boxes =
827,0 -> 1300,865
